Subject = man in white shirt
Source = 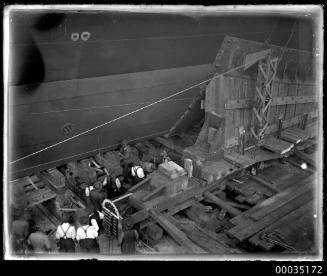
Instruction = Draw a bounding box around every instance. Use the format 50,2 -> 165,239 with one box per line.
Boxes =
55,213 -> 76,253
130,164 -> 145,185
88,207 -> 104,233
76,215 -> 99,253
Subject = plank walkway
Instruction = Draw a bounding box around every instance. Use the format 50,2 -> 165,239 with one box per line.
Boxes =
227,173 -> 315,247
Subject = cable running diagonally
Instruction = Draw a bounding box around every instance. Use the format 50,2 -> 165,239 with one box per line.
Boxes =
10,22 -> 299,165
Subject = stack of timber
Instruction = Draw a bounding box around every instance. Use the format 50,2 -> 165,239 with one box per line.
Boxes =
164,215 -> 242,254
10,175 -> 57,208
227,173 -> 316,251
37,168 -> 66,193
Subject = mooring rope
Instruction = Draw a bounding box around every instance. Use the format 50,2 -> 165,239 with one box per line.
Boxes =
10,23 -> 299,165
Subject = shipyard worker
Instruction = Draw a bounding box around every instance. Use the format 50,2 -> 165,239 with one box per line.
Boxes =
160,150 -> 171,163
76,215 -> 99,253
118,219 -> 139,255
86,181 -> 106,211
141,161 -> 156,174
26,229 -> 51,254
55,213 -> 76,253
11,214 -> 30,255
88,206 -> 105,234
119,139 -> 132,162
105,174 -> 123,199
130,164 -> 145,185
120,159 -> 130,181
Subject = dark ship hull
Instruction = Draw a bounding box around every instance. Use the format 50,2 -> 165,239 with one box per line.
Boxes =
8,9 -> 314,178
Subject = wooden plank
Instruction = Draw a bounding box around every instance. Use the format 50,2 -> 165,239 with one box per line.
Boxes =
224,96 -> 317,110
166,216 -> 241,254
26,188 -> 57,208
290,83 -> 300,119
261,136 -> 294,155
249,184 -> 312,221
229,174 -> 315,226
139,197 -> 203,230
248,200 -> 313,250
280,132 -> 302,144
278,75 -> 289,121
249,175 -> 281,193
141,185 -> 166,202
227,189 -> 313,241
203,191 -> 242,217
168,197 -> 201,215
127,174 -> 232,226
224,77 -> 233,145
235,77 -> 243,131
150,210 -> 206,253
27,176 -> 39,190
267,80 -> 280,125
281,127 -> 311,144
244,78 -> 254,144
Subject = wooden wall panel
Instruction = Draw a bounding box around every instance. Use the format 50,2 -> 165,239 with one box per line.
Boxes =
276,81 -> 288,122
224,77 -> 234,145
268,80 -> 280,124
285,82 -> 298,120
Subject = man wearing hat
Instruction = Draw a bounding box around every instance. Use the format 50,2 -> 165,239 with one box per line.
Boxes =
85,181 -> 105,211
160,150 -> 171,163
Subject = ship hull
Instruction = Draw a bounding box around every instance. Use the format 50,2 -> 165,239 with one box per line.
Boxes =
8,9 -> 314,178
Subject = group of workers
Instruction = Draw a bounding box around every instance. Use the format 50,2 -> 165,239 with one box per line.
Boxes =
11,211 -> 52,254
83,139 -> 170,206
55,206 -> 138,254
10,140 -> 170,256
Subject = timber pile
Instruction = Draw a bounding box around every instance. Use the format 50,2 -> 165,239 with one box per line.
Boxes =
227,174 -> 315,250
165,215 -> 242,254
10,175 -> 57,208
38,168 -> 66,193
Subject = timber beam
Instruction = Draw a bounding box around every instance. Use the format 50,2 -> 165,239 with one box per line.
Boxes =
126,172 -> 242,227
203,191 -> 241,217
149,209 -> 206,253
225,96 -> 317,110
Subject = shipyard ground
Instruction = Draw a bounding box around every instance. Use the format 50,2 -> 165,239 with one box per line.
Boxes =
7,126 -> 319,257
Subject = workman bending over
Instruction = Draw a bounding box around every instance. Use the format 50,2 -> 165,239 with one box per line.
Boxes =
130,164 -> 145,185
26,229 -> 51,254
55,213 -> 76,253
76,215 -> 99,253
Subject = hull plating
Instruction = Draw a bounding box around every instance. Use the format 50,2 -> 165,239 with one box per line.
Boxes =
8,10 -> 315,178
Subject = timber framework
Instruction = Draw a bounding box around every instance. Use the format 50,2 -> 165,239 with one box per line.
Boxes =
6,35 -> 322,258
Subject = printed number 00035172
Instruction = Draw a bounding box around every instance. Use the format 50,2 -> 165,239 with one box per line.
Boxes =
275,266 -> 322,274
